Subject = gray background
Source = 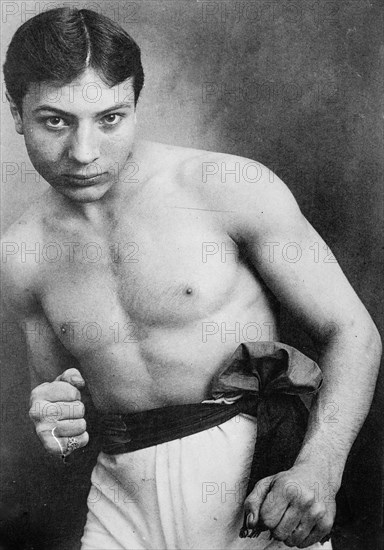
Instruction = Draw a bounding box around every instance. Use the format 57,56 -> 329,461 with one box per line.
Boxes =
1,1 -> 383,549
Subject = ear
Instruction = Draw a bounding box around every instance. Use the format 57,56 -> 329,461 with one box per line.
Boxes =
6,92 -> 23,135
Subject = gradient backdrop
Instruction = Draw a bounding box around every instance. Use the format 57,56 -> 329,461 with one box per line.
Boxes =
1,1 -> 383,549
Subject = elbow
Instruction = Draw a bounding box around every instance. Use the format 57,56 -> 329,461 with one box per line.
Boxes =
318,315 -> 382,363
367,321 -> 382,363
349,315 -> 382,365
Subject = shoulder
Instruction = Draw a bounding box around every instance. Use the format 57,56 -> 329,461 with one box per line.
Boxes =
1,197 -> 49,316
139,141 -> 305,239
174,147 -> 304,239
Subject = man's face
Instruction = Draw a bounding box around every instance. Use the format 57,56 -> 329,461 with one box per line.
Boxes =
13,68 -> 137,203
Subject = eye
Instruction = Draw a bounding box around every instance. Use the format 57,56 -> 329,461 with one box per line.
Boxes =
101,113 -> 123,126
45,116 -> 67,129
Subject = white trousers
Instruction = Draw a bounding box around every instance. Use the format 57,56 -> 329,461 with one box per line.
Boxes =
81,413 -> 332,550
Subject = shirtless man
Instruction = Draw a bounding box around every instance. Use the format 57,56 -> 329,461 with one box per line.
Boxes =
2,7 -> 381,550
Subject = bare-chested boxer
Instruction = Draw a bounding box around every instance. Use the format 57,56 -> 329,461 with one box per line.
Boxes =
2,7 -> 381,550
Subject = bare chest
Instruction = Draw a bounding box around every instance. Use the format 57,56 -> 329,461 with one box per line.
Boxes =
37,205 -> 243,355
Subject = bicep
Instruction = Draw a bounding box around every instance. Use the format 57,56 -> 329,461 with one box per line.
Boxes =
246,214 -> 368,341
23,314 -> 80,389
214,167 -> 373,343
1,254 -> 79,388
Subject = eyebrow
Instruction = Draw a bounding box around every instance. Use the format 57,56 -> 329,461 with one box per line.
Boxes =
32,102 -> 133,117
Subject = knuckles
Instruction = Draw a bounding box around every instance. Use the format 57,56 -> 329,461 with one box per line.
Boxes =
78,418 -> 87,432
54,381 -> 79,401
311,504 -> 327,522
245,471 -> 335,547
28,397 -> 84,427
29,384 -> 47,406
318,517 -> 334,534
77,401 -> 85,417
28,405 -> 41,421
297,492 -> 317,509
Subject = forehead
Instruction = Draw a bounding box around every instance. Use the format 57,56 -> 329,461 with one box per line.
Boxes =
23,68 -> 135,116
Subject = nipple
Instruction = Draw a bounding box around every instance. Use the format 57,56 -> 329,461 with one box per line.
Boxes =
186,287 -> 193,295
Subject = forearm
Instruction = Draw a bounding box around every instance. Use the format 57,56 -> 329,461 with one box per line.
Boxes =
295,317 -> 382,483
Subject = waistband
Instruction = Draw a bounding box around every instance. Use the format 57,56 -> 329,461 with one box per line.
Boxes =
100,395 -> 258,455
99,341 -> 321,470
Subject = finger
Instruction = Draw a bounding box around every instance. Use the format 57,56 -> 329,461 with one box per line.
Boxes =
49,400 -> 85,421
284,522 -> 313,547
271,506 -> 301,542
284,505 -> 325,547
31,381 -> 81,403
56,368 -> 85,389
49,418 -> 87,437
30,400 -> 84,423
244,475 -> 274,529
50,430 -> 89,457
258,478 -> 295,532
297,517 -> 333,549
62,432 -> 89,455
261,476 -> 304,523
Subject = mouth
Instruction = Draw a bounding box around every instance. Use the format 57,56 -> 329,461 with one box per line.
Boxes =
63,172 -> 108,186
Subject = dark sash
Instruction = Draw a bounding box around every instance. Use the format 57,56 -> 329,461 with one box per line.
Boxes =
100,342 -> 322,501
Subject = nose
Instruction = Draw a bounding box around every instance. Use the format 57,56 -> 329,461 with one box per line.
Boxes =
68,123 -> 100,164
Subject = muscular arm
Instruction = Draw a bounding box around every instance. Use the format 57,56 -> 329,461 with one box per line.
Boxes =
1,238 -> 89,455
237,174 -> 381,479
200,158 -> 382,543
1,238 -> 78,387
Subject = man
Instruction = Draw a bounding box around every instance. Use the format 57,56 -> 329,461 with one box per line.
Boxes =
1,7 -> 381,550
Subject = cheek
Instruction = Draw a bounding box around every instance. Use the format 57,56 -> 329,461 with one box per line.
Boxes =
102,126 -> 135,156
24,130 -> 64,164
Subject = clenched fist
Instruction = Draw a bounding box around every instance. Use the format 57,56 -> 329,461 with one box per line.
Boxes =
244,462 -> 336,548
29,368 -> 89,458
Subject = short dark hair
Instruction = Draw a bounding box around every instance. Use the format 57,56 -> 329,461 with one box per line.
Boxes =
3,7 -> 144,113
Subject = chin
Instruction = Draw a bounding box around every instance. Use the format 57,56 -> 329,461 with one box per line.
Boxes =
58,182 -> 114,203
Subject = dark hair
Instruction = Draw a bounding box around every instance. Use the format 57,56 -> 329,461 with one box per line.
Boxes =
3,7 -> 144,113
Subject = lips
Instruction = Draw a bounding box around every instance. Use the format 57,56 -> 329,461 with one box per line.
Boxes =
65,172 -> 105,180
63,172 -> 108,186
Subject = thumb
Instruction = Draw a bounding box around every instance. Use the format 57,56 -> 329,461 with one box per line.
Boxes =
244,475 -> 275,529
56,368 -> 85,389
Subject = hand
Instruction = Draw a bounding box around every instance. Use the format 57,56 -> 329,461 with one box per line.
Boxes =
244,463 -> 337,548
29,368 -> 89,458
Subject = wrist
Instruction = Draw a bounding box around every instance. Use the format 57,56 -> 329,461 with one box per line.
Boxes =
294,446 -> 346,488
